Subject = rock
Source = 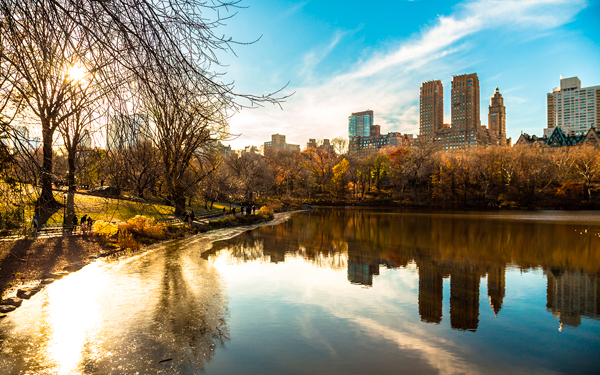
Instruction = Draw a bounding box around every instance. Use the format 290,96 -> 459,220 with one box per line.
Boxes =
0,305 -> 16,313
2,298 -> 23,307
63,262 -> 85,272
0,313 -> 7,319
17,287 -> 39,300
44,271 -> 69,279
40,279 -> 54,285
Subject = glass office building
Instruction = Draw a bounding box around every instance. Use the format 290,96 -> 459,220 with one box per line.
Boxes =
348,110 -> 374,138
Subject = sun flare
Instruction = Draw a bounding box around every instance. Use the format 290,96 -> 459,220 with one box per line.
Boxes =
67,65 -> 86,82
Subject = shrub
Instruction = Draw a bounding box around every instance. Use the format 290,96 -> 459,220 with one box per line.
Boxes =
258,206 -> 274,219
92,220 -> 119,239
123,215 -> 167,240
117,230 -> 141,251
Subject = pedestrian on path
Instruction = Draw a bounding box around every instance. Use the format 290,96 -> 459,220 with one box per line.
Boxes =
72,214 -> 78,235
87,216 -> 93,235
32,215 -> 39,240
81,214 -> 87,234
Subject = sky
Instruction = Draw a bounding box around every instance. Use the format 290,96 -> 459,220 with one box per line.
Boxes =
212,0 -> 600,150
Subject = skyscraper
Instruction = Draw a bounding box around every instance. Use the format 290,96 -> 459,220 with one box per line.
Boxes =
419,73 -> 506,149
451,73 -> 480,131
488,87 -> 506,145
419,80 -> 444,141
546,76 -> 600,135
348,110 -> 374,138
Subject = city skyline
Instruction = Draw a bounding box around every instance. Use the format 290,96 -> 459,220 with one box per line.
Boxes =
218,0 -> 600,150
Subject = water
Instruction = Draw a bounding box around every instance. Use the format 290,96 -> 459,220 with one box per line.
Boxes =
1,209 -> 599,374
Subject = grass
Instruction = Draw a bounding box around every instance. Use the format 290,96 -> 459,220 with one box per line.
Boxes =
1,183 -> 225,226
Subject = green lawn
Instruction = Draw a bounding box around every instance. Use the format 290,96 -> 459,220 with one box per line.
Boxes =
2,183 -> 224,225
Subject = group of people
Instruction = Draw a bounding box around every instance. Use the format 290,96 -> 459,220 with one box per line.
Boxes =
183,210 -> 195,226
30,213 -> 94,239
71,214 -> 93,235
222,205 -> 256,216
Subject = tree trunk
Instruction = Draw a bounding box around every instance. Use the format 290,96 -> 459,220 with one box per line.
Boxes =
36,126 -> 59,223
173,194 -> 186,217
67,148 -> 76,193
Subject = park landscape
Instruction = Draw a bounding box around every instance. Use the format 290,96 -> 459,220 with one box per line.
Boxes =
1,0 -> 600,374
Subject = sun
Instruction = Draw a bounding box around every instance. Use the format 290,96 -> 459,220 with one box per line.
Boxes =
67,65 -> 86,82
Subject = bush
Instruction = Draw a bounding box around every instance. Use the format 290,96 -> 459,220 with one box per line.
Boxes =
258,206 -> 274,219
121,215 -> 167,240
117,230 -> 141,251
92,220 -> 119,239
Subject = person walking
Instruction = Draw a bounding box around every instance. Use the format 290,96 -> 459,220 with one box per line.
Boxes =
246,206 -> 251,215
71,214 -> 78,235
252,205 -> 256,214
223,207 -> 226,216
189,210 -> 195,226
32,215 -> 39,240
87,216 -> 93,235
81,214 -> 88,234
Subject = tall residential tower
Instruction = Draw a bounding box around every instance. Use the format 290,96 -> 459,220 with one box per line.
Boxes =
488,87 -> 506,145
451,73 -> 480,131
419,80 -> 444,142
547,76 -> 600,135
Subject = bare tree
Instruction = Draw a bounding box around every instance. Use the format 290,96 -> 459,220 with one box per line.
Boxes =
331,137 -> 348,155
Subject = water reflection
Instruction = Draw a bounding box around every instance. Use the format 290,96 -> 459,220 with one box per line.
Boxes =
0,239 -> 229,374
205,209 -> 600,332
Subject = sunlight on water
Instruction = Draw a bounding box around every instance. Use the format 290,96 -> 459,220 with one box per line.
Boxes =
46,265 -> 104,373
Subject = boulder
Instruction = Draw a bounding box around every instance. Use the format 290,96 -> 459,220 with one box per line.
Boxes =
63,262 -> 85,272
17,287 -> 39,300
40,279 -> 54,285
2,297 -> 23,307
0,305 -> 16,313
0,313 -> 7,319
44,271 -> 69,279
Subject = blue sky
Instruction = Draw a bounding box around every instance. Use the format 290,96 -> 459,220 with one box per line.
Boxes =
215,0 -> 600,149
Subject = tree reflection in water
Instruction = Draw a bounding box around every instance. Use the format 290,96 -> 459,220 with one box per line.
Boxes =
150,241 -> 230,373
206,209 -> 600,332
0,240 -> 230,374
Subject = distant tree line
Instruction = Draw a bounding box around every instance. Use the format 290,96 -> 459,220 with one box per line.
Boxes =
211,142 -> 600,209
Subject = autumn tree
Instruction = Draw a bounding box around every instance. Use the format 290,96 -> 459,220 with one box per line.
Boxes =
571,145 -> 599,201
302,147 -> 339,196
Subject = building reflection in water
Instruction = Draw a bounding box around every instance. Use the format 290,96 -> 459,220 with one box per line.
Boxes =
206,209 -> 600,332
546,269 -> 600,330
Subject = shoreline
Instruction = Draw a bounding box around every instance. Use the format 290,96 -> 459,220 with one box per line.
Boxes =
0,213 -> 280,318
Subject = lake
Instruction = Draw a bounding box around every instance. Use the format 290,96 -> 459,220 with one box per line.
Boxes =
1,209 -> 599,374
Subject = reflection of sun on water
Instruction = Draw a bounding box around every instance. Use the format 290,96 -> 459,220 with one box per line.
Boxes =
46,264 -> 105,374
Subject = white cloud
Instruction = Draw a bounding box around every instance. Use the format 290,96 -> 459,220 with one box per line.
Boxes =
228,0 -> 588,149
